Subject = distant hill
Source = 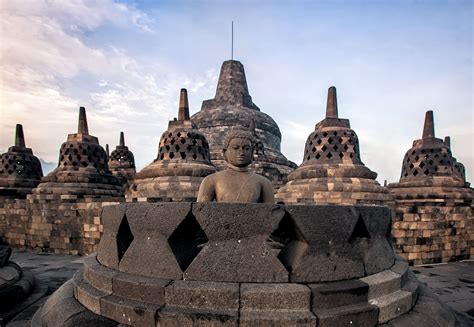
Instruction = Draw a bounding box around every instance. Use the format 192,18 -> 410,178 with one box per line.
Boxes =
39,158 -> 57,175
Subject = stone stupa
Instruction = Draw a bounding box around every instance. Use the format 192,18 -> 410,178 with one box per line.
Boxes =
276,86 -> 392,205
191,60 -> 297,188
388,111 -> 473,265
127,89 -> 217,202
108,132 -> 136,186
0,124 -> 43,198
31,107 -> 123,199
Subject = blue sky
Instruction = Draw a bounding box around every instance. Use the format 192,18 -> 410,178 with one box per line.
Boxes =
1,0 -> 472,183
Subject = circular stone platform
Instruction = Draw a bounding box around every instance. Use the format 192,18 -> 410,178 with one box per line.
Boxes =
32,203 -> 462,326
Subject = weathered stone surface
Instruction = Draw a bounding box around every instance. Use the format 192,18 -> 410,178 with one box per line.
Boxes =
39,280 -> 117,327
310,279 -> 369,310
361,269 -> 401,300
97,204 -> 127,269
118,202 -> 192,279
314,303 -> 379,327
165,280 -> 239,311
113,271 -> 169,305
108,132 -> 136,186
74,269 -> 110,314
184,203 -> 288,282
158,307 -> 238,326
100,294 -> 159,326
283,205 -> 366,282
239,311 -> 316,326
371,290 -> 413,323
240,283 -> 311,310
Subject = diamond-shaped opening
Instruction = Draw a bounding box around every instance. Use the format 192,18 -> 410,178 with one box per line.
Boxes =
349,214 -> 371,264
413,170 -> 418,176
419,162 -> 425,168
321,145 -> 327,152
268,213 -> 307,273
326,152 -> 333,159
317,139 -> 322,145
117,215 -> 134,262
424,169 -> 430,175
168,212 -> 208,272
349,214 -> 371,243
327,137 -> 333,144
315,153 -> 321,160
339,152 -> 344,158
312,147 -> 316,153
333,144 -> 338,151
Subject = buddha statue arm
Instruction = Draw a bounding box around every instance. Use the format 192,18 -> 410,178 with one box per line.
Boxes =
197,175 -> 216,202
260,179 -> 275,203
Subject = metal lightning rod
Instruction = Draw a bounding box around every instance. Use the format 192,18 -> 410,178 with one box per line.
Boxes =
231,21 -> 234,60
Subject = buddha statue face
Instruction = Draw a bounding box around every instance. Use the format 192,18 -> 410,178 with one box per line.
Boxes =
224,137 -> 253,168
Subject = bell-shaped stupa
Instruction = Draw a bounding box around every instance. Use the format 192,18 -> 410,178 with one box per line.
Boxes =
276,86 -> 391,205
127,89 -> 217,202
191,60 -> 297,188
0,124 -> 43,198
388,111 -> 473,264
108,132 -> 136,185
32,107 -> 123,199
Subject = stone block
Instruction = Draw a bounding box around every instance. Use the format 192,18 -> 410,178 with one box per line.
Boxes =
97,204 -> 126,269
240,283 -> 311,311
283,205 -> 366,282
314,303 -> 379,327
73,269 -> 110,314
165,280 -> 239,311
158,307 -> 238,326
239,311 -> 316,326
100,294 -> 159,326
361,269 -> 401,300
118,203 -> 192,279
310,279 -> 369,310
184,203 -> 288,283
370,290 -> 413,323
112,272 -> 170,305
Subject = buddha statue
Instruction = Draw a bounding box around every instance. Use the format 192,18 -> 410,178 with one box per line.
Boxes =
197,127 -> 274,203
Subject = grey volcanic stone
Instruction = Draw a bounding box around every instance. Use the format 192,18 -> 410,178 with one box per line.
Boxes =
39,280 -> 117,327
240,283 -> 311,310
118,202 -> 192,279
0,245 -> 11,267
310,279 -> 369,310
97,204 -> 127,269
73,270 -> 110,315
159,280 -> 239,326
183,203 -> 288,282
100,294 -> 159,326
113,272 -> 170,305
283,205 -> 366,282
315,303 -> 379,327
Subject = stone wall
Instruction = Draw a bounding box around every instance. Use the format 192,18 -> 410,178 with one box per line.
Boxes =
392,201 -> 474,265
0,197 -> 122,255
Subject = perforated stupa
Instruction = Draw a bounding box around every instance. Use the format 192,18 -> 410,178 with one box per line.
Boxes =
31,107 -> 123,199
276,86 -> 392,205
388,110 -> 473,264
0,124 -> 43,198
108,132 -> 136,186
127,89 -> 217,202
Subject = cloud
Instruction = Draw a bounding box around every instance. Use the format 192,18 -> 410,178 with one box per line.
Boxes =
0,0 -> 216,170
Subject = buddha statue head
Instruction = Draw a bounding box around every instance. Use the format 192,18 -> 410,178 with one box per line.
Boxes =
222,128 -> 255,169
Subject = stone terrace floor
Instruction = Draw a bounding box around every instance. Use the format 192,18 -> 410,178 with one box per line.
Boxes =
3,250 -> 474,326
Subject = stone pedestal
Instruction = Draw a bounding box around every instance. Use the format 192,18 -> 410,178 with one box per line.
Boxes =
33,203 -> 461,326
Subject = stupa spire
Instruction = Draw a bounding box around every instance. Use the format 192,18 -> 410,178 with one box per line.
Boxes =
106,144 -> 110,159
444,136 -> 451,148
326,86 -> 338,118
15,124 -> 25,148
422,110 -> 435,139
78,107 -> 89,135
178,89 -> 190,121
120,132 -> 125,146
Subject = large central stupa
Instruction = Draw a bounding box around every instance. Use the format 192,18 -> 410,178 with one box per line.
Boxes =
191,60 -> 297,188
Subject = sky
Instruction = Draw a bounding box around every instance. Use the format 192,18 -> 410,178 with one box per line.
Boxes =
0,0 -> 472,184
